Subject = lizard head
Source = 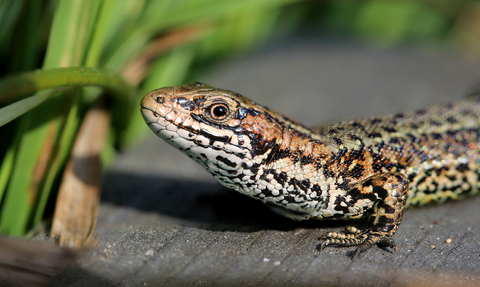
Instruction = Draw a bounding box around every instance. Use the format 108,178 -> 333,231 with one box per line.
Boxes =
140,82 -> 286,181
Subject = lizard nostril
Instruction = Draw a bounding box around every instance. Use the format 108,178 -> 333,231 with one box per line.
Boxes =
156,96 -> 165,104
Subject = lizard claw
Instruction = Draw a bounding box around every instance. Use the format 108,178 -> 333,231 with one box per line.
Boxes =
377,238 -> 397,253
318,240 -> 329,252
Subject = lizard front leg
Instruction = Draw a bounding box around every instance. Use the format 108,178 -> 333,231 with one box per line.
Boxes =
319,172 -> 409,257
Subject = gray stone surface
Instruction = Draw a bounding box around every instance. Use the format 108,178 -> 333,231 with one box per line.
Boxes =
54,38 -> 480,286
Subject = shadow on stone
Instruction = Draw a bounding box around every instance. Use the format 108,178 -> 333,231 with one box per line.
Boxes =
51,266 -> 117,287
101,171 -> 352,232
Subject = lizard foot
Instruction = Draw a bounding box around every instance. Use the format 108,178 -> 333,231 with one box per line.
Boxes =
317,172 -> 408,258
318,226 -> 397,258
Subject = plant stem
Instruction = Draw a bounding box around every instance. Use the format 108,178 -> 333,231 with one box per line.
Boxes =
0,67 -> 132,106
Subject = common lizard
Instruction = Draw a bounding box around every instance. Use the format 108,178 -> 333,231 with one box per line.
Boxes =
140,82 -> 480,257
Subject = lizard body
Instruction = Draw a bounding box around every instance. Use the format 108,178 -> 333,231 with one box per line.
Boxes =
140,82 -> 480,256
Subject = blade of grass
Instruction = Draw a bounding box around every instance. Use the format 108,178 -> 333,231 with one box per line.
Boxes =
0,87 -> 67,207
140,0 -> 176,25
31,88 -> 81,228
43,0 -> 101,67
122,46 -> 195,147
0,87 -> 68,127
85,0 -> 119,67
1,0 -> 105,236
105,0 -> 303,71
0,0 -> 24,55
72,0 -> 102,66
0,133 -> 19,207
97,0 -> 148,66
9,0 -> 43,72
0,91 -> 67,236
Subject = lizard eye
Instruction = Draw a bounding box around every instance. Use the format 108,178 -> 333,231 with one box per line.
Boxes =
209,103 -> 229,120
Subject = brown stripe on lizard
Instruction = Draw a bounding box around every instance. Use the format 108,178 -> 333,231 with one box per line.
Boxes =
140,82 -> 480,258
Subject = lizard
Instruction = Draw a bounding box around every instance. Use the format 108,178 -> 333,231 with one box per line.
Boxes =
140,82 -> 480,257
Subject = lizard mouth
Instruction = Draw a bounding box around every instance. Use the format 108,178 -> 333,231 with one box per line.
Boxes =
140,94 -> 199,151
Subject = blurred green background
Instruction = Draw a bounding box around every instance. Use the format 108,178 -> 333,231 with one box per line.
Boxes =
0,0 -> 479,238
